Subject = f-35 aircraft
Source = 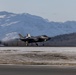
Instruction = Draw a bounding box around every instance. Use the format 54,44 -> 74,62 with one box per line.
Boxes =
19,33 -> 51,46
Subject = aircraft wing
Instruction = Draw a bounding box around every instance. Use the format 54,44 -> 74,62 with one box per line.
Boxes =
20,37 -> 38,43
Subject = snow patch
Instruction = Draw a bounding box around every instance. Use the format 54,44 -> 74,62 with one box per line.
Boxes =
0,15 -> 6,18
1,21 -> 19,27
7,14 -> 16,18
5,19 -> 10,22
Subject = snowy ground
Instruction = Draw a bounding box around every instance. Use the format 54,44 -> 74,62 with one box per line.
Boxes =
0,47 -> 76,65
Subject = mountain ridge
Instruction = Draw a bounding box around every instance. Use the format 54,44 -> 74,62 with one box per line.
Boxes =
0,11 -> 76,40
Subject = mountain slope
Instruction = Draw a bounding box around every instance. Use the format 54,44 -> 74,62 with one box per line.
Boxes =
45,33 -> 76,46
0,11 -> 76,40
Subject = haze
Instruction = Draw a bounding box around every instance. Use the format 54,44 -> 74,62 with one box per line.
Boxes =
0,0 -> 76,22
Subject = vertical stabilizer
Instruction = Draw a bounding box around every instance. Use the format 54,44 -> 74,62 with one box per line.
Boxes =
18,34 -> 24,39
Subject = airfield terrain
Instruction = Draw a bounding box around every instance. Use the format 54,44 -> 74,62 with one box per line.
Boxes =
0,47 -> 76,66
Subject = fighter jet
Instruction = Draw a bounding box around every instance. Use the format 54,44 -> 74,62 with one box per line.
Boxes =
19,33 -> 51,46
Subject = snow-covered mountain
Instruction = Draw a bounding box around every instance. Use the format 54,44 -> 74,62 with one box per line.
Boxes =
0,11 -> 76,41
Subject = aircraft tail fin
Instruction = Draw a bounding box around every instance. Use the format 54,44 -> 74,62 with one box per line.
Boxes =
18,34 -> 24,39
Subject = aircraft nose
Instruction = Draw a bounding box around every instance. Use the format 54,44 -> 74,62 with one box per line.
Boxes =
48,37 -> 51,40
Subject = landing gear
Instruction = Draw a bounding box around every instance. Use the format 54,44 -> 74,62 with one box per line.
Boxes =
42,41 -> 45,46
25,41 -> 38,46
35,42 -> 38,46
25,41 -> 28,46
43,43 -> 44,46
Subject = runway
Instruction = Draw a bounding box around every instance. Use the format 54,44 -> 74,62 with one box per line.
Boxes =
0,65 -> 76,75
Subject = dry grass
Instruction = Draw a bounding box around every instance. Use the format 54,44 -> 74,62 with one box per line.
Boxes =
0,50 -> 75,66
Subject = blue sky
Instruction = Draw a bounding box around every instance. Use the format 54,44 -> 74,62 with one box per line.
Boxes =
0,0 -> 76,22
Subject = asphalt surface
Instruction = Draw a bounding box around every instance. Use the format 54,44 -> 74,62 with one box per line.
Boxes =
0,65 -> 76,75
